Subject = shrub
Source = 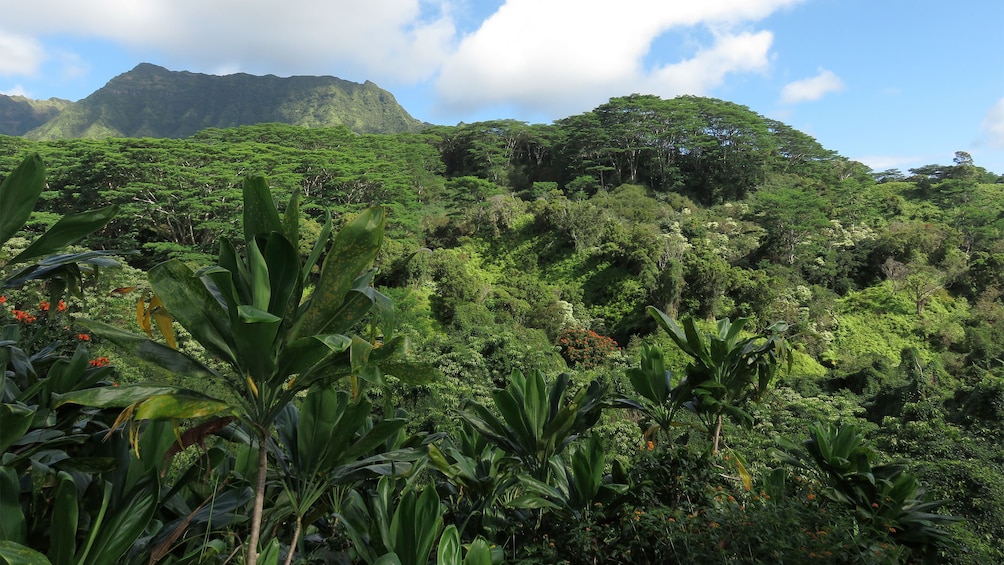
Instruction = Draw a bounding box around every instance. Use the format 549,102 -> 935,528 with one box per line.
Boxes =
557,326 -> 618,368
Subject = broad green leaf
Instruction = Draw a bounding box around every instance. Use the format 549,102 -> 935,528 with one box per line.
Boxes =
257,538 -> 281,565
0,154 -> 44,251
525,369 -> 547,439
7,206 -> 119,266
571,436 -> 604,501
56,384 -> 209,409
242,175 -> 283,243
294,207 -> 385,338
48,473 -> 77,565
83,478 -> 158,565
0,541 -> 50,565
276,334 -> 352,379
282,188 -> 301,251
2,250 -> 123,288
437,525 -> 461,565
341,419 -> 407,463
133,394 -> 233,420
0,466 -> 26,544
322,283 -> 377,336
247,237 -> 271,312
75,319 -> 218,379
390,486 -> 442,565
236,304 -> 281,323
375,554 -> 403,565
215,238 -> 251,306
463,538 -> 493,565
296,387 -> 350,473
0,404 -> 34,453
261,232 -> 301,319
149,259 -> 236,367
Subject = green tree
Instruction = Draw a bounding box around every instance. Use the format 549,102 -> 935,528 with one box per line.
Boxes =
60,178 -> 433,565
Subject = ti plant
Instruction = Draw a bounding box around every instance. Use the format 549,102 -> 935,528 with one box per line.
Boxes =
1,153 -> 120,297
58,176 -> 433,565
646,307 -> 790,455
458,369 -> 608,482
1,153 -> 170,565
774,422 -> 960,562
514,434 -> 629,521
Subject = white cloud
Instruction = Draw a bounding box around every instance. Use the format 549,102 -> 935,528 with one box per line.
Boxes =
780,69 -> 844,104
0,0 -> 456,83
0,84 -> 30,97
434,0 -> 800,118
981,97 -> 1004,149
645,31 -> 773,94
1,0 -> 802,118
0,32 -> 45,76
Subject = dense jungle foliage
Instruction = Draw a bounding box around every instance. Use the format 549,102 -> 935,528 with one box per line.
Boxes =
2,94 -> 1004,564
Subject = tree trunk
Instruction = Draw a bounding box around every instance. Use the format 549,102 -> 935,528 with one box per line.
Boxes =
246,431 -> 269,565
711,415 -> 723,456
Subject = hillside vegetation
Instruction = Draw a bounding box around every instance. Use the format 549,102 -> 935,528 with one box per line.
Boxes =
0,94 -> 71,135
2,93 -> 1003,563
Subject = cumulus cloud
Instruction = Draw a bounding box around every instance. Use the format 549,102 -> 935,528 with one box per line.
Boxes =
0,32 -> 45,76
780,69 -> 844,104
0,84 -> 30,97
645,31 -> 773,95
1,0 -> 803,118
0,0 -> 456,83
981,97 -> 1004,149
434,0 -> 800,118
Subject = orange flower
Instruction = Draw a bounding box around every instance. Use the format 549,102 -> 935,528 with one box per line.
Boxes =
89,357 -> 110,367
39,301 -> 50,311
0,295 -> 6,304
807,493 -> 816,500
77,333 -> 90,341
57,300 -> 66,311
12,310 -> 36,323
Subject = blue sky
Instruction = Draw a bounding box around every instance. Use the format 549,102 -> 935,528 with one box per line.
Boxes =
2,0 -> 1002,174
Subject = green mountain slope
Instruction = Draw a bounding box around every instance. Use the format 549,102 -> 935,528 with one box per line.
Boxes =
23,63 -> 424,139
0,94 -> 72,136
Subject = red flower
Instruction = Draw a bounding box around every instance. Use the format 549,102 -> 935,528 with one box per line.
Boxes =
77,333 -> 91,341
0,295 -> 6,304
57,300 -> 67,312
12,310 -> 37,323
39,301 -> 50,311
89,357 -> 110,367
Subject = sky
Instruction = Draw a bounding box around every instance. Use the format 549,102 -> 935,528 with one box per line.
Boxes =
1,0 -> 1003,175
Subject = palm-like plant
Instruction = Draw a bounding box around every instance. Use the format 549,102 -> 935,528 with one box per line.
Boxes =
774,423 -> 960,562
458,369 -> 608,482
59,176 -> 432,564
647,307 -> 790,454
1,153 -> 121,297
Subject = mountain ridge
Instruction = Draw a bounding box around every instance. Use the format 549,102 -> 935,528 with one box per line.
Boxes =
5,63 -> 425,139
0,94 -> 72,136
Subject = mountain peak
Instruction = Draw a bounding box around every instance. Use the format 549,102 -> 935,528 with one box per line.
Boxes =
13,64 -> 424,140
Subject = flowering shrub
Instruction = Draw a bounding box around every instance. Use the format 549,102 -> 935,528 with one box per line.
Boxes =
557,326 -> 618,368
1,295 -> 108,367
